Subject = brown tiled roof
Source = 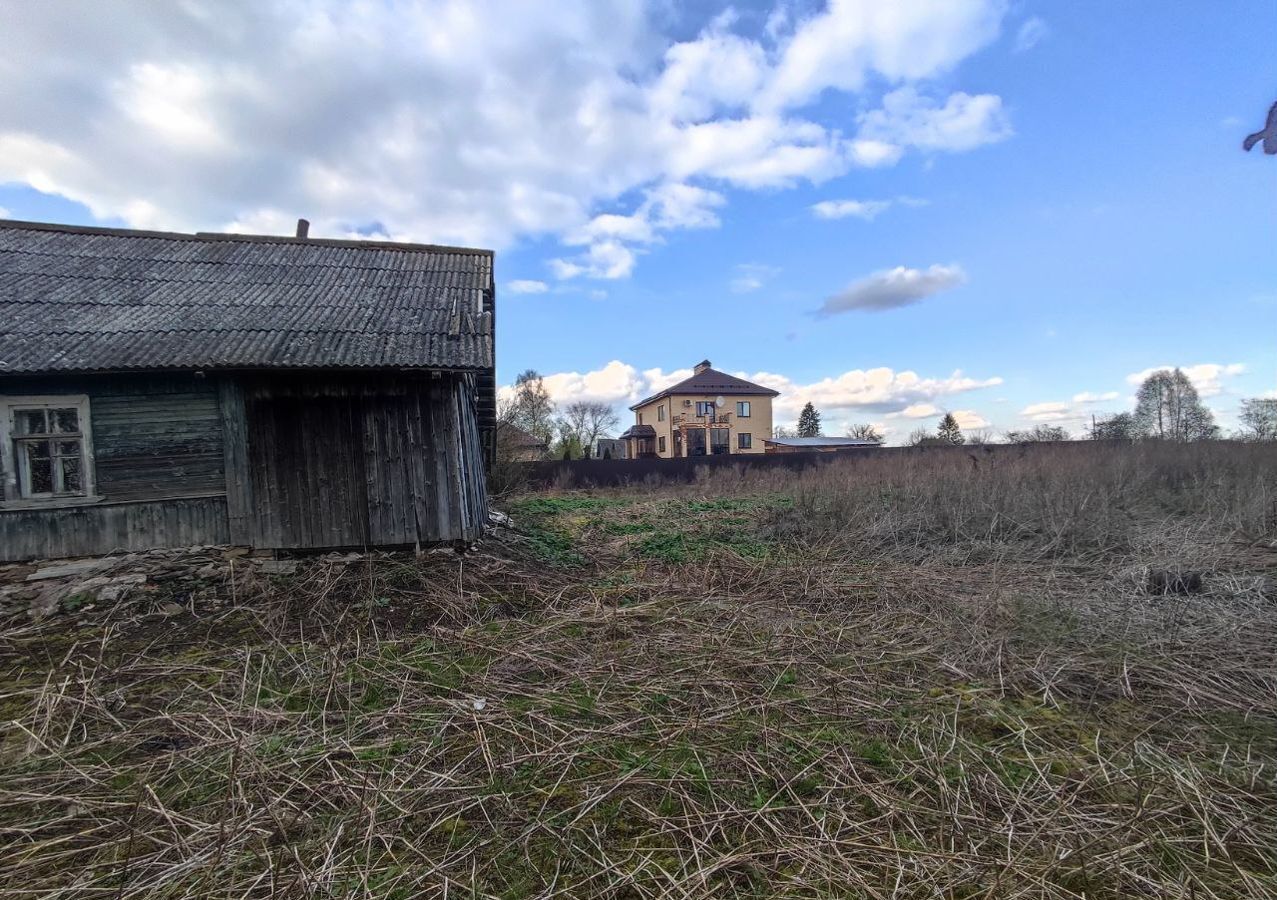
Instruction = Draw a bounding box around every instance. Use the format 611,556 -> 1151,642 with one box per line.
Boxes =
0,219 -> 494,374
630,366 -> 779,410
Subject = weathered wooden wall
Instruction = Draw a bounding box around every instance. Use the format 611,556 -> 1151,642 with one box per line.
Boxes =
1,373 -> 231,561
221,372 -> 487,549
0,496 -> 228,561
1,373 -> 225,502
2,370 -> 488,561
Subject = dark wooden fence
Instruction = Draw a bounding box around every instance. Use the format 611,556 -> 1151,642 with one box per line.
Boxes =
517,445 -> 979,488
513,441 -> 1120,489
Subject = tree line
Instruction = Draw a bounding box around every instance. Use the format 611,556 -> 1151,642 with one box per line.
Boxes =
498,369 -> 620,459
774,369 -> 1277,446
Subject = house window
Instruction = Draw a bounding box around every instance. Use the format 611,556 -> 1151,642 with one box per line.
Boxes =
658,405 -> 666,422
638,413 -> 644,425
696,401 -> 714,417
737,401 -> 751,418
658,436 -> 666,453
3,396 -> 94,502
738,432 -> 752,450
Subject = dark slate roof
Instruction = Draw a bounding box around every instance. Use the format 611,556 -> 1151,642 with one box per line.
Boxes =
0,219 -> 494,374
765,437 -> 882,448
630,365 -> 779,410
618,424 -> 657,439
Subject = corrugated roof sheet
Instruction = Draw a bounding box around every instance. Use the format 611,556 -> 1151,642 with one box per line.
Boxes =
630,365 -> 780,410
764,437 -> 882,447
0,220 -> 494,374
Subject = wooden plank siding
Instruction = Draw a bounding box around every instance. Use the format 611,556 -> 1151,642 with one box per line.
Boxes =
1,371 -> 487,561
0,374 -> 225,503
231,372 -> 488,549
0,496 -> 228,561
242,391 -> 371,549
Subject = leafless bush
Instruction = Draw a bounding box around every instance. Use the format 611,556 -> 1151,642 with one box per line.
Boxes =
765,441 -> 1277,563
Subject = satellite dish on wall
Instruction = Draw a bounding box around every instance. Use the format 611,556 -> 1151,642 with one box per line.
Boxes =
715,396 -> 725,407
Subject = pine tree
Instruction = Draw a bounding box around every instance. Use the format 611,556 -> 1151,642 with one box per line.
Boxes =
796,402 -> 822,437
936,412 -> 964,445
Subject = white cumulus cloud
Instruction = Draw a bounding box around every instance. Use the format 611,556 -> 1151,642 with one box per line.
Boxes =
1020,401 -> 1073,422
818,264 -> 967,315
0,0 -> 1012,279
811,199 -> 892,221
857,86 -> 1013,154
811,195 -> 927,221
507,279 -> 549,294
1072,390 -> 1120,403
951,410 -> 990,430
1125,363 -> 1245,397
891,403 -> 940,419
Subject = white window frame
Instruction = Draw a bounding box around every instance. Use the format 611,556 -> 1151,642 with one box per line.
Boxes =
0,395 -> 99,508
737,401 -> 751,418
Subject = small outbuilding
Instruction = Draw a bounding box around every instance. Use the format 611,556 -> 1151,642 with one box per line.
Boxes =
764,436 -> 882,454
0,219 -> 495,562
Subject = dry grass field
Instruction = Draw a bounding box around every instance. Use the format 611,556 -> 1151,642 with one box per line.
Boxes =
1,441 -> 1274,898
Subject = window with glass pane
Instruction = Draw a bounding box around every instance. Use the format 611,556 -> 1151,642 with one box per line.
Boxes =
736,401 -> 751,417
7,399 -> 89,499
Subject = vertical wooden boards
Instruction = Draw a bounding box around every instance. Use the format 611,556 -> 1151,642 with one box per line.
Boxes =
362,395 -> 416,545
0,496 -> 230,561
0,370 -> 490,559
217,378 -> 253,544
243,390 -> 370,549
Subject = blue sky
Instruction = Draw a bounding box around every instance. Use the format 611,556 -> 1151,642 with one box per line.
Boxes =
2,1 -> 1273,441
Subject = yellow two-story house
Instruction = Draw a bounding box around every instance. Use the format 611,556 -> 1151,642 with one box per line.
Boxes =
618,360 -> 778,458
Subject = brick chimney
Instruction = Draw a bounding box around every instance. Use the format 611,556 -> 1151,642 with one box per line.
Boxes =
295,218 -> 310,239
694,359 -> 711,374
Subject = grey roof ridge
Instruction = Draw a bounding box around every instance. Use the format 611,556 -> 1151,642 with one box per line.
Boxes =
0,217 -> 494,257
628,370 -> 780,410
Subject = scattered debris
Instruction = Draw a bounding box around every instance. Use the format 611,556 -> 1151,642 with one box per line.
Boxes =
488,509 -> 513,529
1147,569 -> 1206,596
26,559 -> 111,581
322,552 -> 365,565
1,547 -> 337,618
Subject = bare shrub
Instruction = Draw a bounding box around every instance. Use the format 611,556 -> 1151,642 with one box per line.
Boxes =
767,441 -> 1277,563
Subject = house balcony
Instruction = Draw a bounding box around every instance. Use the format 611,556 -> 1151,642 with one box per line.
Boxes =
672,412 -> 733,428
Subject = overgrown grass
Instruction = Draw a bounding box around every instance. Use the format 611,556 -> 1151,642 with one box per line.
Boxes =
1,441 -> 1274,898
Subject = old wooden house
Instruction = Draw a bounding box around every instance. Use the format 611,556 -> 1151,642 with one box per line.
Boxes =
0,219 -> 495,562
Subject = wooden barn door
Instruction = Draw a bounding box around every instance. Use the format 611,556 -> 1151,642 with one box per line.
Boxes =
360,394 -> 423,545
243,394 -> 370,549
